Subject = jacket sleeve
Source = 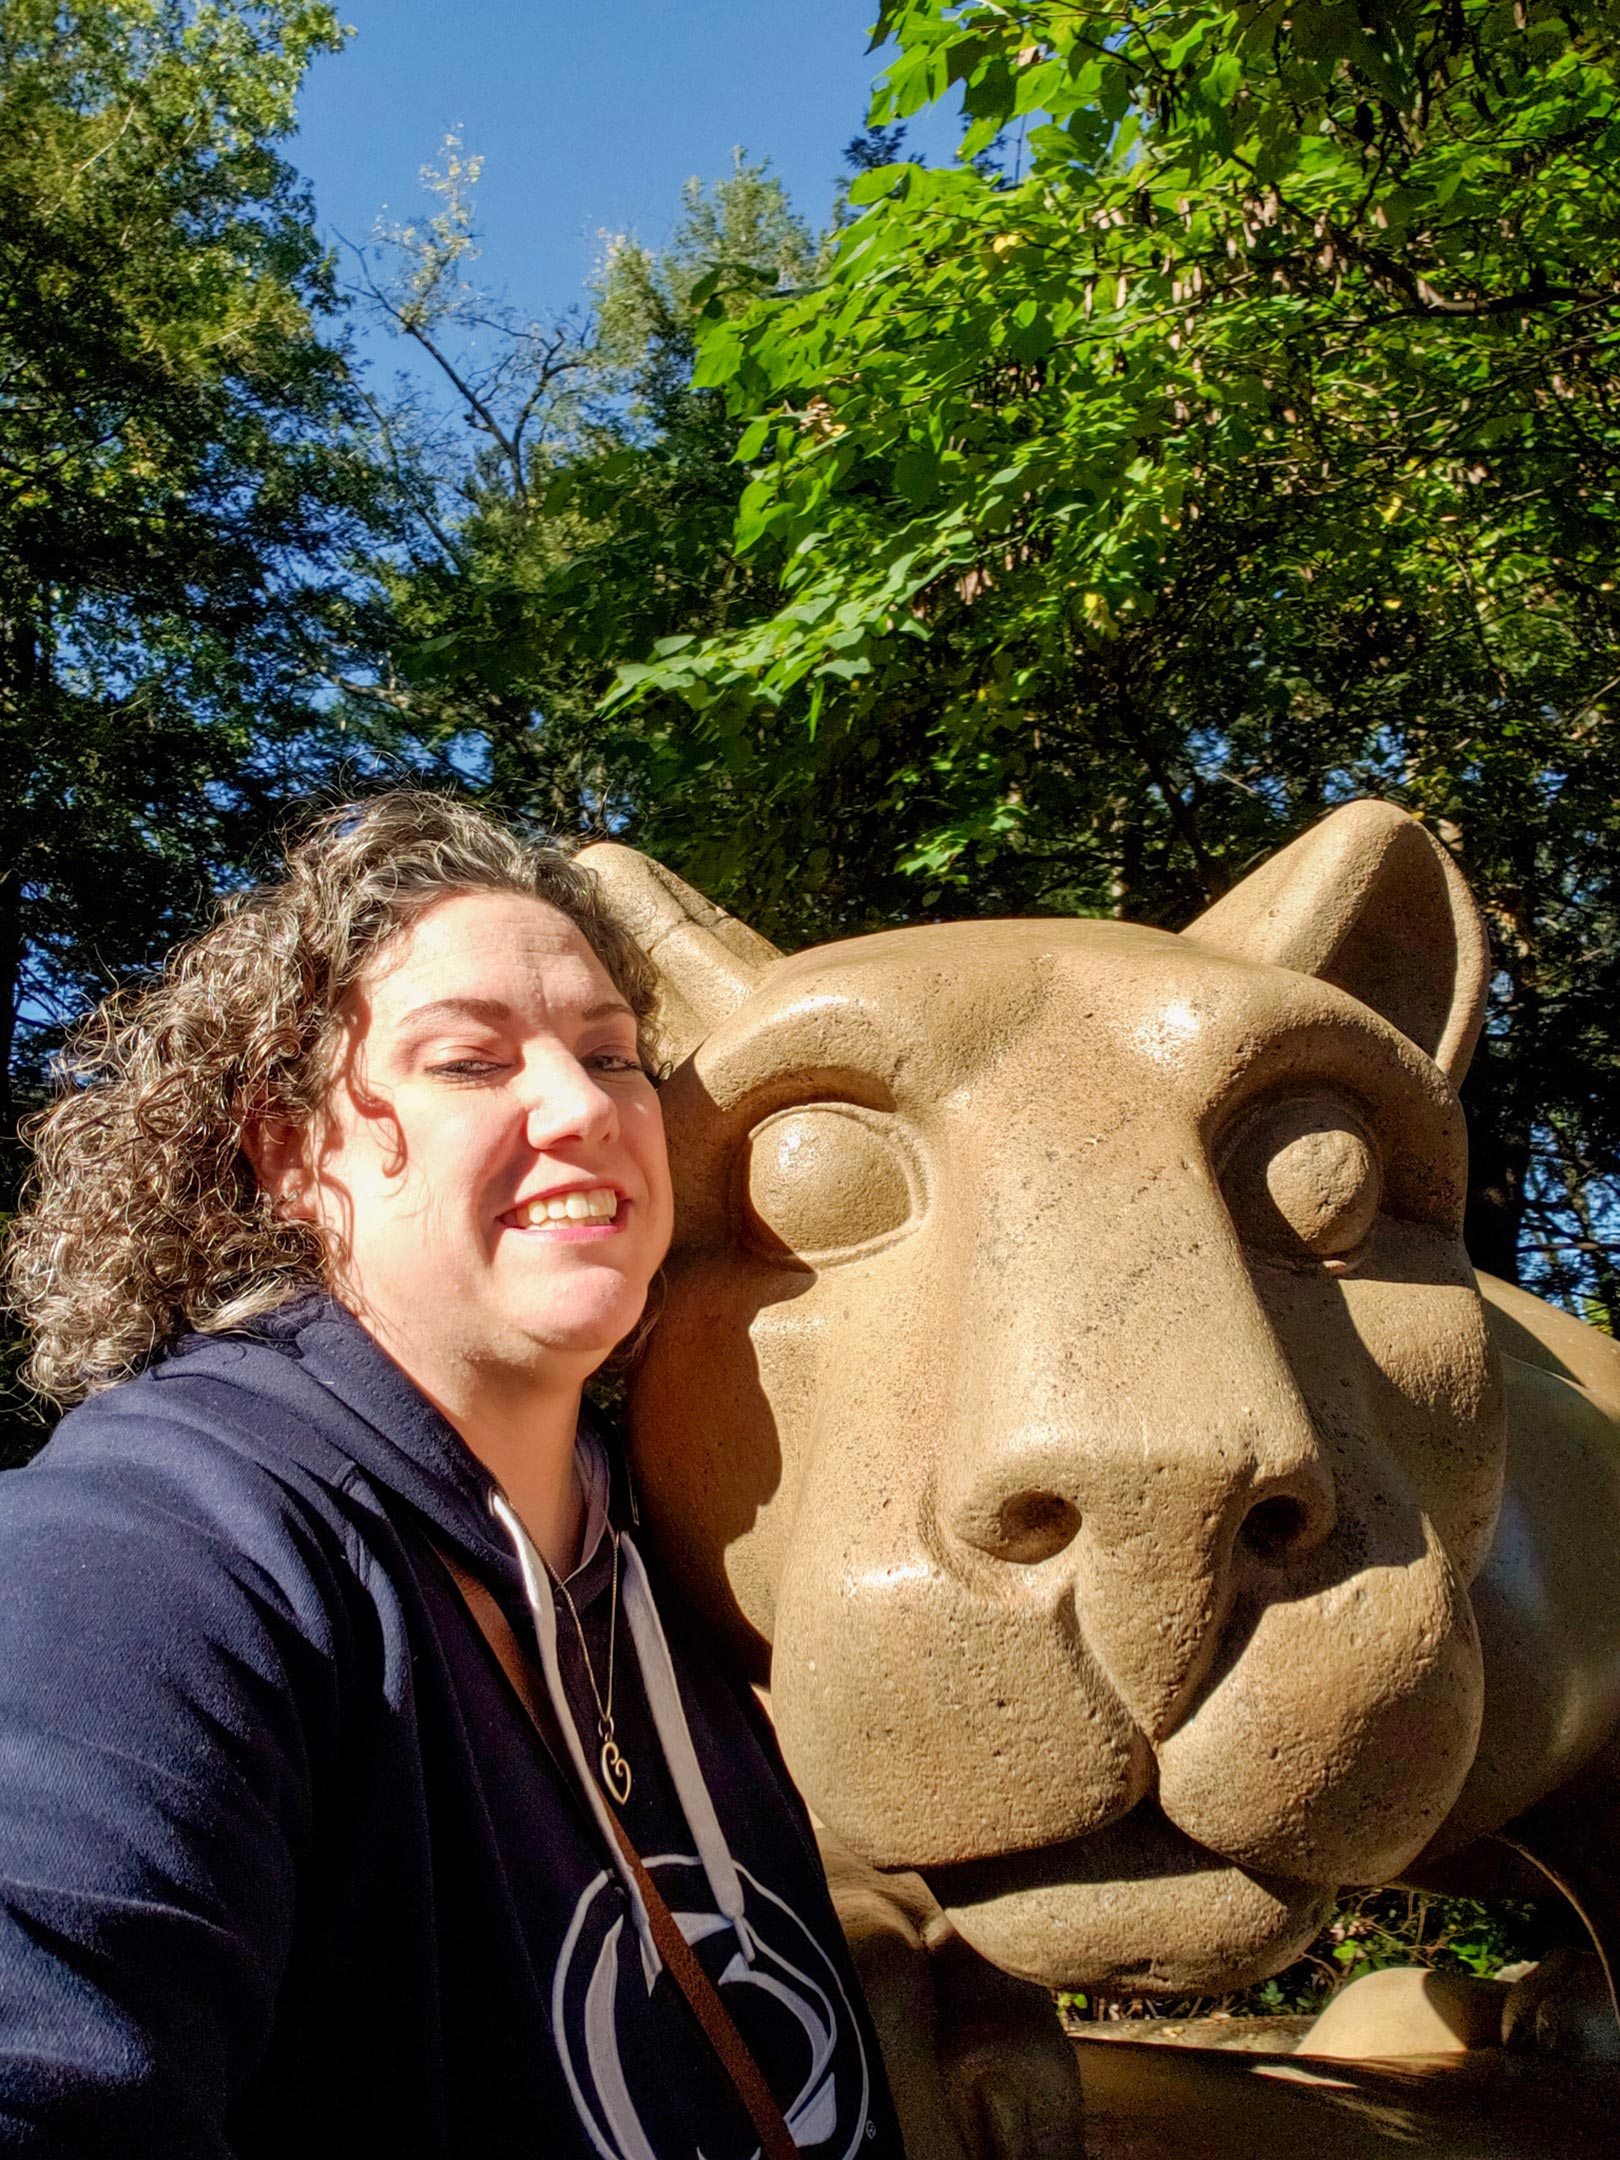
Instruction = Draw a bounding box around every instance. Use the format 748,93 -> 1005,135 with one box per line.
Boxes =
0,1408 -> 353,2155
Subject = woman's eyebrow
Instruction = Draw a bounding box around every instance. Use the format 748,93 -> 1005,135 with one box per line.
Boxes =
393,996 -> 512,1041
392,993 -> 636,1041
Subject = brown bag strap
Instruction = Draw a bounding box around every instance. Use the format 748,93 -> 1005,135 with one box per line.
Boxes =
429,1541 -> 800,2160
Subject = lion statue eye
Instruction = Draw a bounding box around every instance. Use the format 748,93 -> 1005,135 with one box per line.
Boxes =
739,1106 -> 916,1265
1219,1095 -> 1383,1263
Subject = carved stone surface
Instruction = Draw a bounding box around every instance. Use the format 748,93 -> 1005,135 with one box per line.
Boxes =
583,805 -> 1620,2111
1070,2035 -> 1620,2158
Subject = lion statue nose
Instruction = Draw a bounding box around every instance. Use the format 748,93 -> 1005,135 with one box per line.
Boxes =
947,1452 -> 1335,1572
941,1393 -> 1339,1744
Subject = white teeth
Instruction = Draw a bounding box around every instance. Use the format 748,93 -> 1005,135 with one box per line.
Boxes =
519,1187 -> 618,1226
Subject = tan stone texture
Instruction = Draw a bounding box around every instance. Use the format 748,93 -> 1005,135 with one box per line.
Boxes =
1296,1965 -> 1511,2059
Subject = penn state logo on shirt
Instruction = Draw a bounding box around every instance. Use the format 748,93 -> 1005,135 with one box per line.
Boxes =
552,1852 -> 872,2160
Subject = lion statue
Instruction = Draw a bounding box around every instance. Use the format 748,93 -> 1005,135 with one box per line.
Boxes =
582,803 -> 1620,2157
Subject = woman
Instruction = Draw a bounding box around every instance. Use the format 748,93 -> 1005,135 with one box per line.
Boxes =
0,793 -> 902,2159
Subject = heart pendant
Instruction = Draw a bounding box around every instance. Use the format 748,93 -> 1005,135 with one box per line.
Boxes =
600,1736 -> 632,1806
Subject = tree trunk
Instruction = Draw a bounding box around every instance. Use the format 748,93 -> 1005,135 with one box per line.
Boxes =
1462,1065 -> 1531,1282
1461,866 -> 1539,1287
0,869 -> 21,1133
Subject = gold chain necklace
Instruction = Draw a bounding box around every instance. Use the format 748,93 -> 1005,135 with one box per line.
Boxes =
546,1526 -> 632,1805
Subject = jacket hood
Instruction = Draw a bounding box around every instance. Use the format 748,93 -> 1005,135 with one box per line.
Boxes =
146,1293 -> 523,1585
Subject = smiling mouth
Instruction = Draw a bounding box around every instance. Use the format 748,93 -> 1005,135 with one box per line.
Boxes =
506,1187 -> 622,1228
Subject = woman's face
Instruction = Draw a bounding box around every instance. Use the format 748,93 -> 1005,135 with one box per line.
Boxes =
269,889 -> 673,1388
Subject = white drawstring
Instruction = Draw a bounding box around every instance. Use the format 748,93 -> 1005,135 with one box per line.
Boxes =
618,1531 -> 756,1963
490,1484 -> 756,1980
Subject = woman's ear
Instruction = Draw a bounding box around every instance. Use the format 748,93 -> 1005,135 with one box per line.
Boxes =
243,1116 -> 316,1220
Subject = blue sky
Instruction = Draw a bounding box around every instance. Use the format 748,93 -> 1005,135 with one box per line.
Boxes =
293,1 -> 958,390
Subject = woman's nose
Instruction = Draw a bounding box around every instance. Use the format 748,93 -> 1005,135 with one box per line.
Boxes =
520,1053 -> 619,1149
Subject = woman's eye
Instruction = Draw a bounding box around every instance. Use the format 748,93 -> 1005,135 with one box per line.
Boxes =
1219,1095 -> 1383,1263
739,1106 -> 916,1265
426,1058 -> 505,1080
587,1052 -> 644,1076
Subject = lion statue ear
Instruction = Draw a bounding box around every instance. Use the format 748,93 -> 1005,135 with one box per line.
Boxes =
575,842 -> 782,1067
1184,801 -> 1491,1083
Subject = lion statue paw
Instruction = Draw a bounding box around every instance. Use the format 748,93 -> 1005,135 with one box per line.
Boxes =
818,1831 -> 1083,2160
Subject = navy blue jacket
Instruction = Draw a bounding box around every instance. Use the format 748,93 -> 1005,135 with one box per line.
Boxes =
0,1298 -> 902,2158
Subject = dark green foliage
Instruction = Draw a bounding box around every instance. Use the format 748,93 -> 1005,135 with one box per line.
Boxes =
616,0 -> 1620,1315
0,0 -> 392,1454
0,0 -> 386,1103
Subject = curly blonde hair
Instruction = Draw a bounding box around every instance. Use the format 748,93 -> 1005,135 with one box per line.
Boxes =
6,792 -> 658,1406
